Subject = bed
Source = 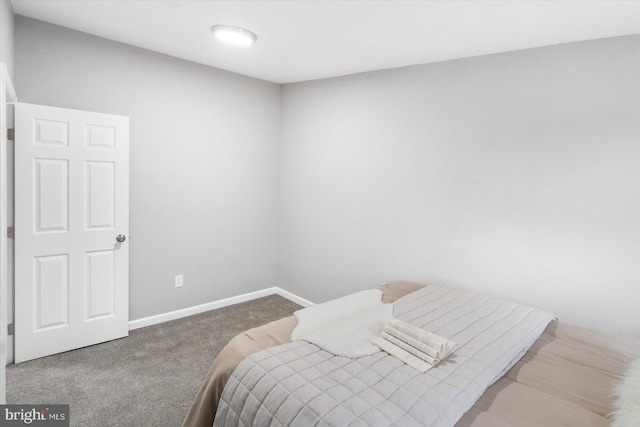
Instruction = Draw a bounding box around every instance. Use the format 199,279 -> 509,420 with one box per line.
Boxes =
183,282 -> 640,427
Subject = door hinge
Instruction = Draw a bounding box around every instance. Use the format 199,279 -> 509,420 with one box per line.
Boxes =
7,226 -> 14,239
7,323 -> 14,336
7,128 -> 14,141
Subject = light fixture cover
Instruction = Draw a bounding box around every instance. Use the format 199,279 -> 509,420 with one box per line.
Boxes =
211,25 -> 257,46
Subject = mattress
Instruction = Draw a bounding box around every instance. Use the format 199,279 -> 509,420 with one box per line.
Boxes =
183,282 -> 640,427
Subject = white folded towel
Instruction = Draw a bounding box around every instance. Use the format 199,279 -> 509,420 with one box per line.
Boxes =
385,318 -> 456,359
372,318 -> 457,372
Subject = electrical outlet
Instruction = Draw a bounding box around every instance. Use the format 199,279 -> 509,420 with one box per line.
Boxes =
175,275 -> 184,288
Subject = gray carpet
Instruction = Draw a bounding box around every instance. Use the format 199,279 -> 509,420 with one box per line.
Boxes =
7,294 -> 302,427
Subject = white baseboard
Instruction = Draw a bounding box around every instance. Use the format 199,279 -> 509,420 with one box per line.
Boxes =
128,286 -> 315,331
274,287 -> 315,308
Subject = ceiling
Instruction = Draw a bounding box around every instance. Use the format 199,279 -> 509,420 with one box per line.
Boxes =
10,0 -> 640,84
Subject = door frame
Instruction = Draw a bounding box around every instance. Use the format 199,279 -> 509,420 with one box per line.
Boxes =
1,62 -> 18,404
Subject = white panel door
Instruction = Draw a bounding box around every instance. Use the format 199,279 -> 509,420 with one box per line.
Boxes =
15,102 -> 129,363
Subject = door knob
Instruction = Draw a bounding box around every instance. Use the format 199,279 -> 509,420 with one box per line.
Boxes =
116,234 -> 126,243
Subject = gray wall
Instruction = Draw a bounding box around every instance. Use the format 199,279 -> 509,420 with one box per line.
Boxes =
14,15 -> 640,339
0,0 -> 14,80
15,17 -> 280,320
278,35 -> 640,338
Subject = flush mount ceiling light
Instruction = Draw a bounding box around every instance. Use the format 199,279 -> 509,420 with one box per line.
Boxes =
211,25 -> 257,46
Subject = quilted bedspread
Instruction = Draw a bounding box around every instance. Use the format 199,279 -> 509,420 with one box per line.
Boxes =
214,285 -> 555,427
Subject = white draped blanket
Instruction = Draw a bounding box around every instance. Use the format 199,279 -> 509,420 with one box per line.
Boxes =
611,357 -> 640,426
216,285 -> 555,427
291,289 -> 394,358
